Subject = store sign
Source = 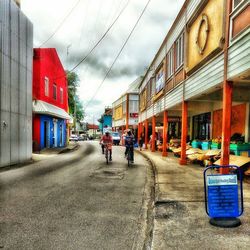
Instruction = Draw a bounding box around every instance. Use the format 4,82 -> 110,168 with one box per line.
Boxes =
204,166 -> 244,219
168,117 -> 181,122
207,175 -> 238,217
155,71 -> 164,94
186,0 -> 224,73
114,106 -> 123,120
130,113 -> 138,118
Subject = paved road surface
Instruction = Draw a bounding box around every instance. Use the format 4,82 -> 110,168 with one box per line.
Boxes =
0,141 -> 153,250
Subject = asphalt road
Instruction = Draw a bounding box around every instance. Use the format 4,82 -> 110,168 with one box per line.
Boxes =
0,141 -> 153,250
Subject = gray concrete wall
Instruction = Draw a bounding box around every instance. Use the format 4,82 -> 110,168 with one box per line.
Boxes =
0,0 -> 33,167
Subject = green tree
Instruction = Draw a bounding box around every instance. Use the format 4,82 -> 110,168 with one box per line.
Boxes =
66,71 -> 85,121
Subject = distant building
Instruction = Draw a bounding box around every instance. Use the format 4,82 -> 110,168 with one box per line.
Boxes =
112,77 -> 142,136
98,107 -> 112,134
87,124 -> 100,138
0,0 -> 33,167
32,48 -> 70,151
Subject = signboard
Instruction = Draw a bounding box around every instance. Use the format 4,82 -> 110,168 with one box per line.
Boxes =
130,113 -> 138,118
207,175 -> 239,217
204,166 -> 244,219
186,0 -> 224,73
155,71 -> 164,94
114,106 -> 123,120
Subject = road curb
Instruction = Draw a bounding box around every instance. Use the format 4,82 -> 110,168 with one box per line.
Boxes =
134,149 -> 158,250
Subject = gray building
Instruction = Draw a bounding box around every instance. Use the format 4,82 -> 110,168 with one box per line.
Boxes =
0,0 -> 33,167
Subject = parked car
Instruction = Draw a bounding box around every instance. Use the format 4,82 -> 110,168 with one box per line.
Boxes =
69,134 -> 79,141
112,132 -> 121,145
79,134 -> 88,141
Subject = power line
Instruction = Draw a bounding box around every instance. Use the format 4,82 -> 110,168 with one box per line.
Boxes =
84,0 -> 152,111
52,0 -> 130,82
39,0 -> 82,48
69,0 -> 130,72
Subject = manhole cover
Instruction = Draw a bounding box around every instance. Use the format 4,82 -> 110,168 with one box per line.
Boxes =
90,168 -> 124,180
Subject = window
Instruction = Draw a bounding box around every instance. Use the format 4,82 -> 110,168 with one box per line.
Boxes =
60,88 -> 63,104
155,68 -> 164,94
176,33 -> 184,69
233,0 -> 244,9
167,47 -> 174,78
44,77 -> 49,96
53,83 -> 57,100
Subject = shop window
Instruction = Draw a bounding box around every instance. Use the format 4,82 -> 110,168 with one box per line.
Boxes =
155,68 -> 164,94
60,88 -> 63,104
44,77 -> 49,96
147,78 -> 154,106
176,33 -> 184,69
53,83 -> 57,100
233,0 -> 244,9
192,112 -> 211,140
167,47 -> 174,78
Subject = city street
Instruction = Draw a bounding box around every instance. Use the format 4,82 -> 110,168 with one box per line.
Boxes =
0,142 -> 153,250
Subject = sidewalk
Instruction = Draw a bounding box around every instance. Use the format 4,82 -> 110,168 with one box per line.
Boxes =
32,142 -> 79,161
138,149 -> 250,250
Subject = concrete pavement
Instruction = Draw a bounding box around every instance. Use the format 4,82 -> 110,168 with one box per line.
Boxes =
137,148 -> 250,250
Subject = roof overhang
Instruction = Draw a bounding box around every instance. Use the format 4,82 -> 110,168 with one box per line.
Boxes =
33,100 -> 71,120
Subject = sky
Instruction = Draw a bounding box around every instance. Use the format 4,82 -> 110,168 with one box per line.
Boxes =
21,0 -> 185,124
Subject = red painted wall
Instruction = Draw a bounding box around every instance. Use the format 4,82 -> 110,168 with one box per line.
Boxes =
213,103 -> 246,138
33,48 -> 68,112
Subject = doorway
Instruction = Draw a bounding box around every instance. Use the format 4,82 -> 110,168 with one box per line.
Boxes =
53,120 -> 58,147
44,121 -> 50,148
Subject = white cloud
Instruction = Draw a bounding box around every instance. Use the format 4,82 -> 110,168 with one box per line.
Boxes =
22,0 -> 185,123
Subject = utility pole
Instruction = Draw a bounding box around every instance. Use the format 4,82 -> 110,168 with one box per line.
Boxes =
74,86 -> 76,135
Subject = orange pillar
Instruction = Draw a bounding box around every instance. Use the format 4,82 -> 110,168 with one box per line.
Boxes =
152,116 -> 156,152
180,101 -> 188,165
145,119 -> 148,149
162,110 -> 168,157
220,81 -> 233,173
137,122 -> 141,143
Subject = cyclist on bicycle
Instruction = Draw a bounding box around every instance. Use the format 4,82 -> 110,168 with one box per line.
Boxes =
124,130 -> 135,163
100,131 -> 113,161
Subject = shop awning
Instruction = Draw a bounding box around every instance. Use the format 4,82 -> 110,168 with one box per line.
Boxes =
33,100 -> 71,120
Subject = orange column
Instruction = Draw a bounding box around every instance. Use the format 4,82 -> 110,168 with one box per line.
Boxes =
137,122 -> 141,143
152,116 -> 156,152
219,0 -> 232,174
162,110 -> 168,157
126,94 -> 129,130
145,119 -> 148,149
220,81 -> 233,173
180,101 -> 188,165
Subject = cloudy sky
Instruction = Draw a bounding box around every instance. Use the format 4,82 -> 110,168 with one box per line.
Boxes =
21,0 -> 185,123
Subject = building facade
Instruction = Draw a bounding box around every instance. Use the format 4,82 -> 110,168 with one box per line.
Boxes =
32,48 -> 70,151
112,77 -> 142,137
98,107 -> 112,134
0,0 -> 33,167
138,0 -> 250,166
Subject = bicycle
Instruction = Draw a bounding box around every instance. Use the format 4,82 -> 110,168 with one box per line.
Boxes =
127,145 -> 134,167
104,143 -> 112,164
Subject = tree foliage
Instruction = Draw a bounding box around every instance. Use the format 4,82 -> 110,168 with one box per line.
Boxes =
66,71 -> 84,121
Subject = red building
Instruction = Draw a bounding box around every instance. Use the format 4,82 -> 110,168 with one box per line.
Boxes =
32,48 -> 70,150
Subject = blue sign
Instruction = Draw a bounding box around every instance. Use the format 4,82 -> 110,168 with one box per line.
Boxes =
207,175 -> 238,217
204,166 -> 244,218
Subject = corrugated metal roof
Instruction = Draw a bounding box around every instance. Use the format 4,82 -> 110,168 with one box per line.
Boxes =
33,100 -> 71,120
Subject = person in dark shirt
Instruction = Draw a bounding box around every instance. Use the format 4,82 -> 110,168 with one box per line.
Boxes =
124,130 -> 135,163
